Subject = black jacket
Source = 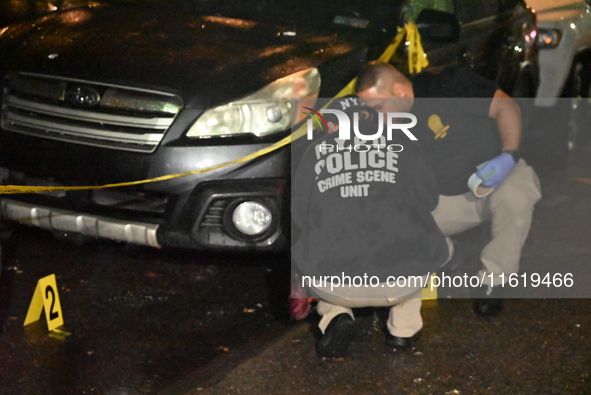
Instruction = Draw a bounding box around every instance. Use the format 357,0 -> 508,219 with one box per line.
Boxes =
291,134 -> 449,282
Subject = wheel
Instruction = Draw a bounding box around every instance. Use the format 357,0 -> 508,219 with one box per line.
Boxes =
562,60 -> 591,151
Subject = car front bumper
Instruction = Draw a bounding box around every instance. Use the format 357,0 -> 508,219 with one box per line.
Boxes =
0,133 -> 291,251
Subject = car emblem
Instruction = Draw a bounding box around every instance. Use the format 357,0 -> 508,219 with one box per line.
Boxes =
65,85 -> 101,107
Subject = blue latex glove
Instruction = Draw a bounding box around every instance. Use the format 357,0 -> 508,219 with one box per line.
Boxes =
475,153 -> 516,187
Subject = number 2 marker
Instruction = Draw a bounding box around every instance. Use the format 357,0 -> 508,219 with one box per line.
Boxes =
24,274 -> 64,332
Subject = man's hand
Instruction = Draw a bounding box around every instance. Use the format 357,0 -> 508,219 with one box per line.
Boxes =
476,153 -> 516,187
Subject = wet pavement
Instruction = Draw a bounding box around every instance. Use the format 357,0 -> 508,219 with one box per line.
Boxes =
206,298 -> 591,394
201,146 -> 591,394
0,232 -> 293,394
1,146 -> 591,394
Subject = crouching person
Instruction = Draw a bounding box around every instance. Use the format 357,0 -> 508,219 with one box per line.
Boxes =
291,95 -> 451,358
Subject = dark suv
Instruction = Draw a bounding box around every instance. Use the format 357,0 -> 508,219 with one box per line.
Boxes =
0,0 -> 538,252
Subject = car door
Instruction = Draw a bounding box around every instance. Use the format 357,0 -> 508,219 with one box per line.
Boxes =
396,0 -> 513,77
395,0 -> 505,73
454,0 -> 517,82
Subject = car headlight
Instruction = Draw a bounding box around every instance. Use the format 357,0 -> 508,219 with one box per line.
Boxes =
186,68 -> 320,138
537,28 -> 562,48
232,201 -> 273,236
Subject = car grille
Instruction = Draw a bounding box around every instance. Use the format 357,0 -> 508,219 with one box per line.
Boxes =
1,73 -> 183,153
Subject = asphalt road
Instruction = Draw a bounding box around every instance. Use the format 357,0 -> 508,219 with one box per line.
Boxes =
1,145 -> 591,394
0,228 -> 294,394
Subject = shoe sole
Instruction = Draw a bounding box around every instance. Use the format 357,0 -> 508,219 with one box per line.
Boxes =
386,331 -> 421,349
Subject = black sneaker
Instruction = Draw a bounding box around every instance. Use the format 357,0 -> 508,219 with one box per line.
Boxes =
386,331 -> 421,349
316,313 -> 358,358
473,285 -> 504,317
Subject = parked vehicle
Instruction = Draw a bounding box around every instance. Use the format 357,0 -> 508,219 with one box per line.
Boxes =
0,0 -> 539,252
400,0 -> 539,98
526,0 -> 591,152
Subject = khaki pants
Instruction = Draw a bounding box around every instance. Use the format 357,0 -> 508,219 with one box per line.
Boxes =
312,240 -> 453,338
432,159 -> 542,286
313,285 -> 425,338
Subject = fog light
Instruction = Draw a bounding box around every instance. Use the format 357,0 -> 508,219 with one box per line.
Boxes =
232,201 -> 272,236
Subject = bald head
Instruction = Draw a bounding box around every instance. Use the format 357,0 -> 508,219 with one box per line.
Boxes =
355,61 -> 412,95
355,61 -> 415,113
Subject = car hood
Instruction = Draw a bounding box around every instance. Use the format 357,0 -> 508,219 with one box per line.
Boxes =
0,5 -> 365,105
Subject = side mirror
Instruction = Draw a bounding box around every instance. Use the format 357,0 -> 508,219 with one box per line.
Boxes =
416,9 -> 460,43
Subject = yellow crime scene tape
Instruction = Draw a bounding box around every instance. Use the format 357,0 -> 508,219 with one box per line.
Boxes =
0,22 -> 427,195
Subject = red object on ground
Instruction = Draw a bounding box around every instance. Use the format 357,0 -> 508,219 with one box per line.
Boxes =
289,276 -> 314,320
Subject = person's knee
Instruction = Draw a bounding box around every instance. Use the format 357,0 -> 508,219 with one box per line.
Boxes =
494,172 -> 541,213
497,190 -> 538,214
503,164 -> 542,202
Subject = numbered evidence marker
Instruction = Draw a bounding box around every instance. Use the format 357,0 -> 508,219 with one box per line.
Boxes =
24,274 -> 64,332
421,273 -> 438,300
